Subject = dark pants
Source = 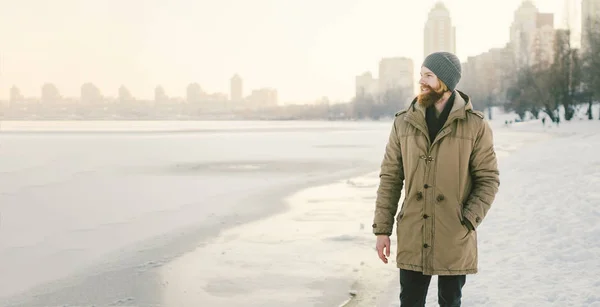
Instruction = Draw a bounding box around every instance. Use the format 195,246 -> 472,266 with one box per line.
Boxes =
399,269 -> 466,307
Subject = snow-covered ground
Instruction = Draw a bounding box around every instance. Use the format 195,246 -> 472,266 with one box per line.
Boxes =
1,107 -> 600,306
155,117 -> 560,307
158,108 -> 600,307
350,108 -> 600,306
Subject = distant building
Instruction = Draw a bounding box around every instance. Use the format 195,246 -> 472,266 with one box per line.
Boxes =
230,74 -> 243,102
461,46 -> 515,105
581,0 -> 600,53
154,86 -> 168,104
9,86 -> 24,105
509,1 -> 539,68
81,83 -> 103,104
424,2 -> 456,57
378,57 -> 414,98
118,85 -> 135,104
247,88 -> 277,107
355,72 -> 378,97
531,13 -> 555,67
186,83 -> 203,104
41,83 -> 61,104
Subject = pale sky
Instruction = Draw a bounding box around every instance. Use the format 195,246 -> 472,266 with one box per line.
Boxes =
0,0 -> 580,104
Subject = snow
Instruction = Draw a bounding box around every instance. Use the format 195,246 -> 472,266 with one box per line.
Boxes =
160,110 -> 600,307
366,108 -> 600,306
1,107 -> 600,306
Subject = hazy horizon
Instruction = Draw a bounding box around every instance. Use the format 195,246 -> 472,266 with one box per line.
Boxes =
0,0 -> 580,104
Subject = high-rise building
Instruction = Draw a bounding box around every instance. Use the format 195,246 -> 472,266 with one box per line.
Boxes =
41,83 -> 61,104
118,85 -> 134,104
531,13 -> 555,67
581,0 -> 600,53
80,83 -> 103,104
9,86 -> 24,105
186,83 -> 203,104
424,2 -> 456,58
230,74 -> 243,102
154,86 -> 168,104
378,57 -> 414,97
509,1 -> 540,68
355,72 -> 378,97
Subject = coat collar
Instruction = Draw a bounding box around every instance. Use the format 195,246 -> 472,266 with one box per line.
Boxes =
407,90 -> 473,126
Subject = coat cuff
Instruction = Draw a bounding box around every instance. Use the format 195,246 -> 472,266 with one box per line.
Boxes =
372,223 -> 392,236
462,208 -> 482,230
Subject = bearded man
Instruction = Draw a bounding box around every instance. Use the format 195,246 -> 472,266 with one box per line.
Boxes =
372,51 -> 500,307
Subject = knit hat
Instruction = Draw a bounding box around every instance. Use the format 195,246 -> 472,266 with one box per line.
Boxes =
422,52 -> 462,91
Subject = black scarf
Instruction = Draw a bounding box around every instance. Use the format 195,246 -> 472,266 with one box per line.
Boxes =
425,91 -> 455,143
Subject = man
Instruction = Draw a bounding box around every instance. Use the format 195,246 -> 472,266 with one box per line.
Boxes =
372,51 -> 500,307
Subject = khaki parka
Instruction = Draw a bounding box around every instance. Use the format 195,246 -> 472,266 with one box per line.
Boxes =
372,90 -> 500,275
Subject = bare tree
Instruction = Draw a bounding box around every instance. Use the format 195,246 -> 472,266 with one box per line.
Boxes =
550,29 -> 582,120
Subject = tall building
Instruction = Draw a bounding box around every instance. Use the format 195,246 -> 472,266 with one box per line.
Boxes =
581,0 -> 600,53
154,86 -> 168,104
41,83 -> 61,104
230,74 -> 243,102
509,1 -> 539,68
80,83 -> 103,104
9,86 -> 24,105
186,83 -> 203,104
531,13 -> 555,67
355,72 -> 378,97
378,57 -> 414,97
461,45 -> 515,105
424,2 -> 456,57
118,85 -> 134,104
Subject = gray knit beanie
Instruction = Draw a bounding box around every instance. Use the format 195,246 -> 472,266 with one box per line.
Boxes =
422,52 -> 462,91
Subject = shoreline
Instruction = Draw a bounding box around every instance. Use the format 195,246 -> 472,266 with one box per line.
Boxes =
1,163 -> 379,307
155,167 -> 387,307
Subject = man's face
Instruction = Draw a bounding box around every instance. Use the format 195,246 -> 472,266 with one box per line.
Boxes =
418,66 -> 444,107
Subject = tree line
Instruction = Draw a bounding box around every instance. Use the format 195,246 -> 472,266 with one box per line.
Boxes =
463,17 -> 600,122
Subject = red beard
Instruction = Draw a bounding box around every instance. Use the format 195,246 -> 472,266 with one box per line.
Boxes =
417,85 -> 445,108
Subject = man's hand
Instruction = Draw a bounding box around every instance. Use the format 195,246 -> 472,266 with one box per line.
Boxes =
376,235 -> 391,264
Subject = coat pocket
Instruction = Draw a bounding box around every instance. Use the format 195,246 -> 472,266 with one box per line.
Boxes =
396,199 -> 406,222
456,206 -> 472,239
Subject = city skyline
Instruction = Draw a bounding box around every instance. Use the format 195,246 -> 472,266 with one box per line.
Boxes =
0,0 -> 582,104
5,74 -> 268,102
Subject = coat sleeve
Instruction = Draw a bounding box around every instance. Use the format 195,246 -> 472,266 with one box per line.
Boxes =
463,119 -> 500,230
372,118 -> 405,236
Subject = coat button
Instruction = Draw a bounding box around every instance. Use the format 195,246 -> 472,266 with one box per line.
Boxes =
424,184 -> 430,189
372,223 -> 377,228
423,244 -> 429,248
436,194 -> 445,202
416,192 -> 423,200
423,214 -> 429,219
476,217 -> 481,223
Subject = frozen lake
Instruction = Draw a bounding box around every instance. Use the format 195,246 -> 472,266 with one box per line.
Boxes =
0,120 -> 392,306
